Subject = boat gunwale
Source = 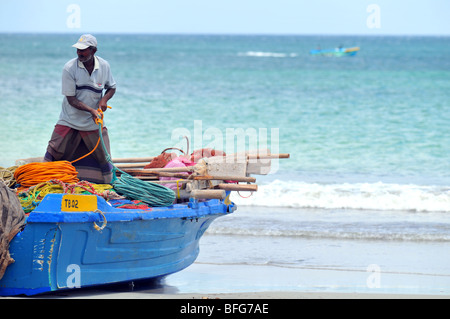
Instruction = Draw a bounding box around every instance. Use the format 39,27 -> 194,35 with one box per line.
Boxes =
26,193 -> 234,224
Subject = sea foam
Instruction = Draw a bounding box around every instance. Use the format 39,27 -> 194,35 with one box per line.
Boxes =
238,51 -> 298,58
230,179 -> 450,212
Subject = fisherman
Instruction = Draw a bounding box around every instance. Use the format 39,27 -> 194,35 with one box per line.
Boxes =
44,34 -> 116,183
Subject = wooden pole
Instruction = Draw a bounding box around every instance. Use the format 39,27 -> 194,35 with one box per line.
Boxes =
194,175 -> 256,183
247,153 -> 290,159
217,183 -> 258,191
130,171 -> 190,178
112,153 -> 290,164
145,179 -> 189,185
115,163 -> 147,169
191,189 -> 226,200
131,176 -> 159,180
113,157 -> 155,163
123,167 -> 195,174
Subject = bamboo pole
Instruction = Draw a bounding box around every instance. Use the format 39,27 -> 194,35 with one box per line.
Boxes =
124,168 -> 257,182
115,154 -> 290,170
130,176 -> 159,180
113,157 -> 155,163
128,171 -> 190,179
123,167 -> 195,174
115,163 -> 147,169
112,153 -> 290,164
191,189 -> 226,200
146,179 -> 189,185
247,153 -> 290,159
194,175 -> 256,183
171,189 -> 225,199
217,183 -> 258,191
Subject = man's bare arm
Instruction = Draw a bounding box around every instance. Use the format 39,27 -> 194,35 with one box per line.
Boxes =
66,96 -> 99,122
98,88 -> 116,111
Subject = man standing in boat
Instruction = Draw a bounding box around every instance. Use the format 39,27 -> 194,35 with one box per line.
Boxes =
44,34 -> 116,183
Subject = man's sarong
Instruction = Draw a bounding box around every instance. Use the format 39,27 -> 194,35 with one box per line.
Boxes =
44,124 -> 113,184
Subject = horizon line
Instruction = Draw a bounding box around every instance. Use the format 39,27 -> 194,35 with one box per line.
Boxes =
1,30 -> 450,37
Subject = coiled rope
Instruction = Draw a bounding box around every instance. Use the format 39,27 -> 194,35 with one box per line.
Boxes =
14,161 -> 79,189
17,179 -> 115,214
113,173 -> 175,207
0,166 -> 18,187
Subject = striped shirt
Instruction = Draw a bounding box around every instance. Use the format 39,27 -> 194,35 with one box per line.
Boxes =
58,56 -> 116,131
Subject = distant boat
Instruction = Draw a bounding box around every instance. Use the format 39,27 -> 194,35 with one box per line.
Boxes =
310,47 -> 360,57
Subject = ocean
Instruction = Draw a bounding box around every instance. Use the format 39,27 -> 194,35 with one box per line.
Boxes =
1,33 -> 450,296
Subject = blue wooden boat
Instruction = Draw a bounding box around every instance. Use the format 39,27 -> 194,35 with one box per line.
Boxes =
0,193 -> 234,296
310,46 -> 360,57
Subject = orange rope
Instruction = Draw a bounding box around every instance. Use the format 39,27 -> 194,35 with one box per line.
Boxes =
70,107 -> 106,164
70,134 -> 101,164
14,161 -> 79,188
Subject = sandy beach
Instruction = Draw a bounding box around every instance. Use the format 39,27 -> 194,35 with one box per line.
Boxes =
2,261 -> 448,299
3,290 -> 447,299
47,290 -> 450,299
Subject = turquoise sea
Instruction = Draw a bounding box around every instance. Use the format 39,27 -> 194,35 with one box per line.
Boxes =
1,34 -> 450,296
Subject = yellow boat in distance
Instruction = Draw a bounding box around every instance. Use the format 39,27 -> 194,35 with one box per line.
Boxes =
310,46 -> 360,57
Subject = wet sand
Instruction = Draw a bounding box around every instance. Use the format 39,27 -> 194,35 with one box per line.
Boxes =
50,291 -> 449,299
3,262 -> 447,299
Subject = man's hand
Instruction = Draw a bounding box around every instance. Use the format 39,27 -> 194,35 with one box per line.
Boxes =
66,87 -> 115,122
98,98 -> 108,112
99,88 -> 116,112
90,108 -> 100,122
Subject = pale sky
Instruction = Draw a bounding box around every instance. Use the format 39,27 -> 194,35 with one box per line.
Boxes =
0,0 -> 449,35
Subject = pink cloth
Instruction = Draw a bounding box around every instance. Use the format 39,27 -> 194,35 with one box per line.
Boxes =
160,157 -> 195,191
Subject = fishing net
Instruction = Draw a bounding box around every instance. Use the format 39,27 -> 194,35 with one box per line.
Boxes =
144,147 -> 185,169
0,181 -> 26,280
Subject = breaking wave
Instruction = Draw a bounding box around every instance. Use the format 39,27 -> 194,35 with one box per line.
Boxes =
230,179 -> 450,213
238,51 -> 298,58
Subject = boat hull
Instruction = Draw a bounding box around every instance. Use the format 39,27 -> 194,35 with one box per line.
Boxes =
0,194 -> 232,296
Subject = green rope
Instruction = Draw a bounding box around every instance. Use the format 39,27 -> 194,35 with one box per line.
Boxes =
97,122 -> 175,207
113,173 -> 175,207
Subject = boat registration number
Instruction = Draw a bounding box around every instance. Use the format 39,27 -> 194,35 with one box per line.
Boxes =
61,195 -> 98,212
